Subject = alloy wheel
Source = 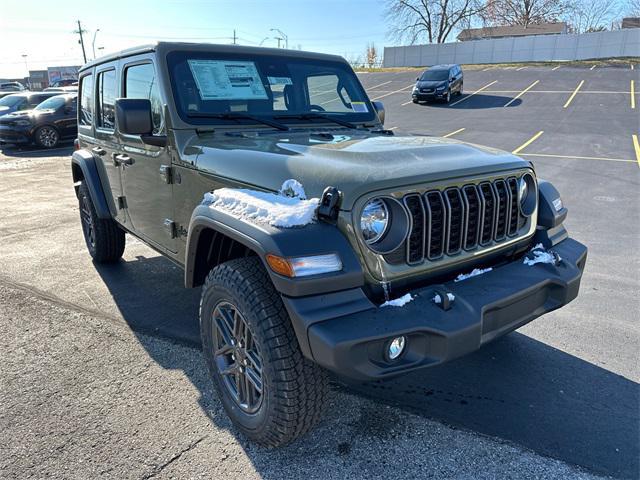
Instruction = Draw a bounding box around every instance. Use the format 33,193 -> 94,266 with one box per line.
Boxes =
38,127 -> 58,148
212,301 -> 264,414
80,195 -> 95,249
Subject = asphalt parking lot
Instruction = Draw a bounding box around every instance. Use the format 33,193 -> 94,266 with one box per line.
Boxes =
1,63 -> 638,479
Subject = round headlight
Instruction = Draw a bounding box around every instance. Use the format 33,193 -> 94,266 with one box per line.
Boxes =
518,173 -> 537,216
360,198 -> 389,244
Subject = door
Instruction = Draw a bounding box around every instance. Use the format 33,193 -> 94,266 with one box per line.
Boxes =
117,58 -> 175,252
57,96 -> 77,139
78,65 -> 125,223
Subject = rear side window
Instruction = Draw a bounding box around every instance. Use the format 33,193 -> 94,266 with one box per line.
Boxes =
97,69 -> 116,130
124,63 -> 163,134
79,74 -> 93,126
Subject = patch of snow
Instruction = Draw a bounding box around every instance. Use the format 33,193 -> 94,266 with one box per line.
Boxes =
203,187 -> 319,228
454,267 -> 493,282
280,179 -> 307,199
523,244 -> 561,266
433,292 -> 455,304
381,293 -> 414,308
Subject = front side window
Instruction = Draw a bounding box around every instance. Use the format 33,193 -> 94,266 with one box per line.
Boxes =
97,69 -> 116,129
35,95 -> 66,111
124,63 -> 163,134
167,51 -> 375,126
79,74 -> 93,126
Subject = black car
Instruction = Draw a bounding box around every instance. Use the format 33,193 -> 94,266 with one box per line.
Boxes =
0,94 -> 77,148
0,91 -> 62,116
412,64 -> 463,103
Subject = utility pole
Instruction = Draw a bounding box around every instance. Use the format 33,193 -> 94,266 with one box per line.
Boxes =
75,20 -> 87,63
274,36 -> 283,48
232,29 -> 237,44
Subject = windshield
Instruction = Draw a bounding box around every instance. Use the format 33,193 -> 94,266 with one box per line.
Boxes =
0,95 -> 23,107
35,96 -> 66,111
167,51 -> 376,126
420,70 -> 449,81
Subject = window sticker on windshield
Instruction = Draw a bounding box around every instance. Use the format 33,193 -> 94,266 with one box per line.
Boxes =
267,76 -> 293,85
351,101 -> 368,113
187,60 -> 268,100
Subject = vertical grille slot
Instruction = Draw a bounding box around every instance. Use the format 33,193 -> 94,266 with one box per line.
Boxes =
507,177 -> 519,236
444,188 -> 464,254
404,194 -> 426,264
425,191 -> 446,259
494,180 -> 509,240
479,182 -> 496,244
462,185 -> 482,249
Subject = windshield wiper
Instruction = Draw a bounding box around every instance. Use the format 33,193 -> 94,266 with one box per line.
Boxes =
186,112 -> 289,131
273,113 -> 358,129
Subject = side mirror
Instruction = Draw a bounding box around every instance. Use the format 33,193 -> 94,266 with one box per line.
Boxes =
416,77 -> 419,81
115,98 -> 167,147
372,100 -> 385,126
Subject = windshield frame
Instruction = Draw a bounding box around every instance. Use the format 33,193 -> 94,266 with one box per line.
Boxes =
166,50 -> 377,128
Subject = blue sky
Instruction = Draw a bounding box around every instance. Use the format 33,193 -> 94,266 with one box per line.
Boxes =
0,0 -> 390,78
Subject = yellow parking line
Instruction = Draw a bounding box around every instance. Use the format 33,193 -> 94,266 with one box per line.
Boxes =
552,65 -> 561,71
388,126 -> 398,131
633,135 -> 640,168
371,84 -> 415,101
512,131 -> 543,154
503,80 -> 539,107
631,80 -> 636,109
520,153 -> 635,164
563,80 -> 585,108
449,80 -> 497,107
443,128 -> 465,138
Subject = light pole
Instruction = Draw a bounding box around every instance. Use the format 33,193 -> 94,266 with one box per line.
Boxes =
92,28 -> 100,59
21,54 -> 29,88
259,36 -> 270,46
270,28 -> 288,49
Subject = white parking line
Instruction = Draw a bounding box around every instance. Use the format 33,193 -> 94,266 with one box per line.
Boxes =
590,65 -> 597,70
367,81 -> 392,90
443,128 -> 465,138
388,126 -> 398,131
516,66 -> 527,71
449,80 -> 497,107
370,83 -> 415,101
552,65 -> 561,71
503,80 -> 539,107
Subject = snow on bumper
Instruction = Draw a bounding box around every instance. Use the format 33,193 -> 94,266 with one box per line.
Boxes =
303,237 -> 588,380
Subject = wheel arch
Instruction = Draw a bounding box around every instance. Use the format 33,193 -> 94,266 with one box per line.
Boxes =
71,149 -> 115,219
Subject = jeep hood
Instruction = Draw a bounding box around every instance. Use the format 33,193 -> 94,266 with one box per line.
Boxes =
189,131 -> 531,210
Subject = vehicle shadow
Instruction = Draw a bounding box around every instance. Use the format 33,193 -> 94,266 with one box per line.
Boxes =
94,255 -> 638,479
415,94 -> 521,109
0,143 -> 74,158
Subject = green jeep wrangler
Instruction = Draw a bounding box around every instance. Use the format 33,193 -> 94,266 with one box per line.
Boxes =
72,42 -> 587,447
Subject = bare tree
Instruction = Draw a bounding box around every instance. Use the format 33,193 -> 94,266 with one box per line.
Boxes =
569,0 -> 620,33
385,0 -> 488,44
625,0 -> 640,16
481,0 -> 574,27
366,43 -> 378,68
345,53 -> 364,69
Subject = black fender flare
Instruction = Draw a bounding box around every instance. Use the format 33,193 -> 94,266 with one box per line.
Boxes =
71,149 -> 114,219
185,203 -> 364,297
537,179 -> 568,229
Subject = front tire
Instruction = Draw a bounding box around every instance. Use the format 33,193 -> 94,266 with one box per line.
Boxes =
200,257 -> 329,447
78,182 -> 125,263
35,126 -> 59,148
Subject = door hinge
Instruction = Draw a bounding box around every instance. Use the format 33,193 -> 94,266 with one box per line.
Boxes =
159,165 -> 172,184
164,219 -> 176,238
117,196 -> 127,210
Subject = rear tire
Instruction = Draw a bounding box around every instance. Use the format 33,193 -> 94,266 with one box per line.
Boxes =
200,257 -> 329,447
78,182 -> 125,263
35,126 -> 59,148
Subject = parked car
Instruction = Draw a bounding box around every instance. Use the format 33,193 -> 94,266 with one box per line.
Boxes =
71,42 -> 586,447
412,64 -> 464,103
49,79 -> 78,87
0,91 -> 62,116
0,81 -> 26,92
44,86 -> 78,93
0,93 -> 77,147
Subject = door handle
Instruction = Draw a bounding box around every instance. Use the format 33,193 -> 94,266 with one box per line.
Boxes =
114,154 -> 134,166
92,146 -> 106,156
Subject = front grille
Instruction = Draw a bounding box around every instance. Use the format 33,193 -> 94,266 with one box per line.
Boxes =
402,176 -> 529,265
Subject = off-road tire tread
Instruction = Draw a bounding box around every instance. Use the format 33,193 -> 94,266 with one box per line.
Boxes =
200,257 -> 329,447
78,182 -> 125,263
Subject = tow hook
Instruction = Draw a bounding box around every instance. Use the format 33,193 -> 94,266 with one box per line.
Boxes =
317,186 -> 341,223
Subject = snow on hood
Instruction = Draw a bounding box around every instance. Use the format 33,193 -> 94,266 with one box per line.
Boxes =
203,180 -> 319,228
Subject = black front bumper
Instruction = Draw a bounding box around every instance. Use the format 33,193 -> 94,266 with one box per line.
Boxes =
0,125 -> 32,144
285,238 -> 587,380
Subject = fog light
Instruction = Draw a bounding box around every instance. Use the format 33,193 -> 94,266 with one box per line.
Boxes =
387,336 -> 406,361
